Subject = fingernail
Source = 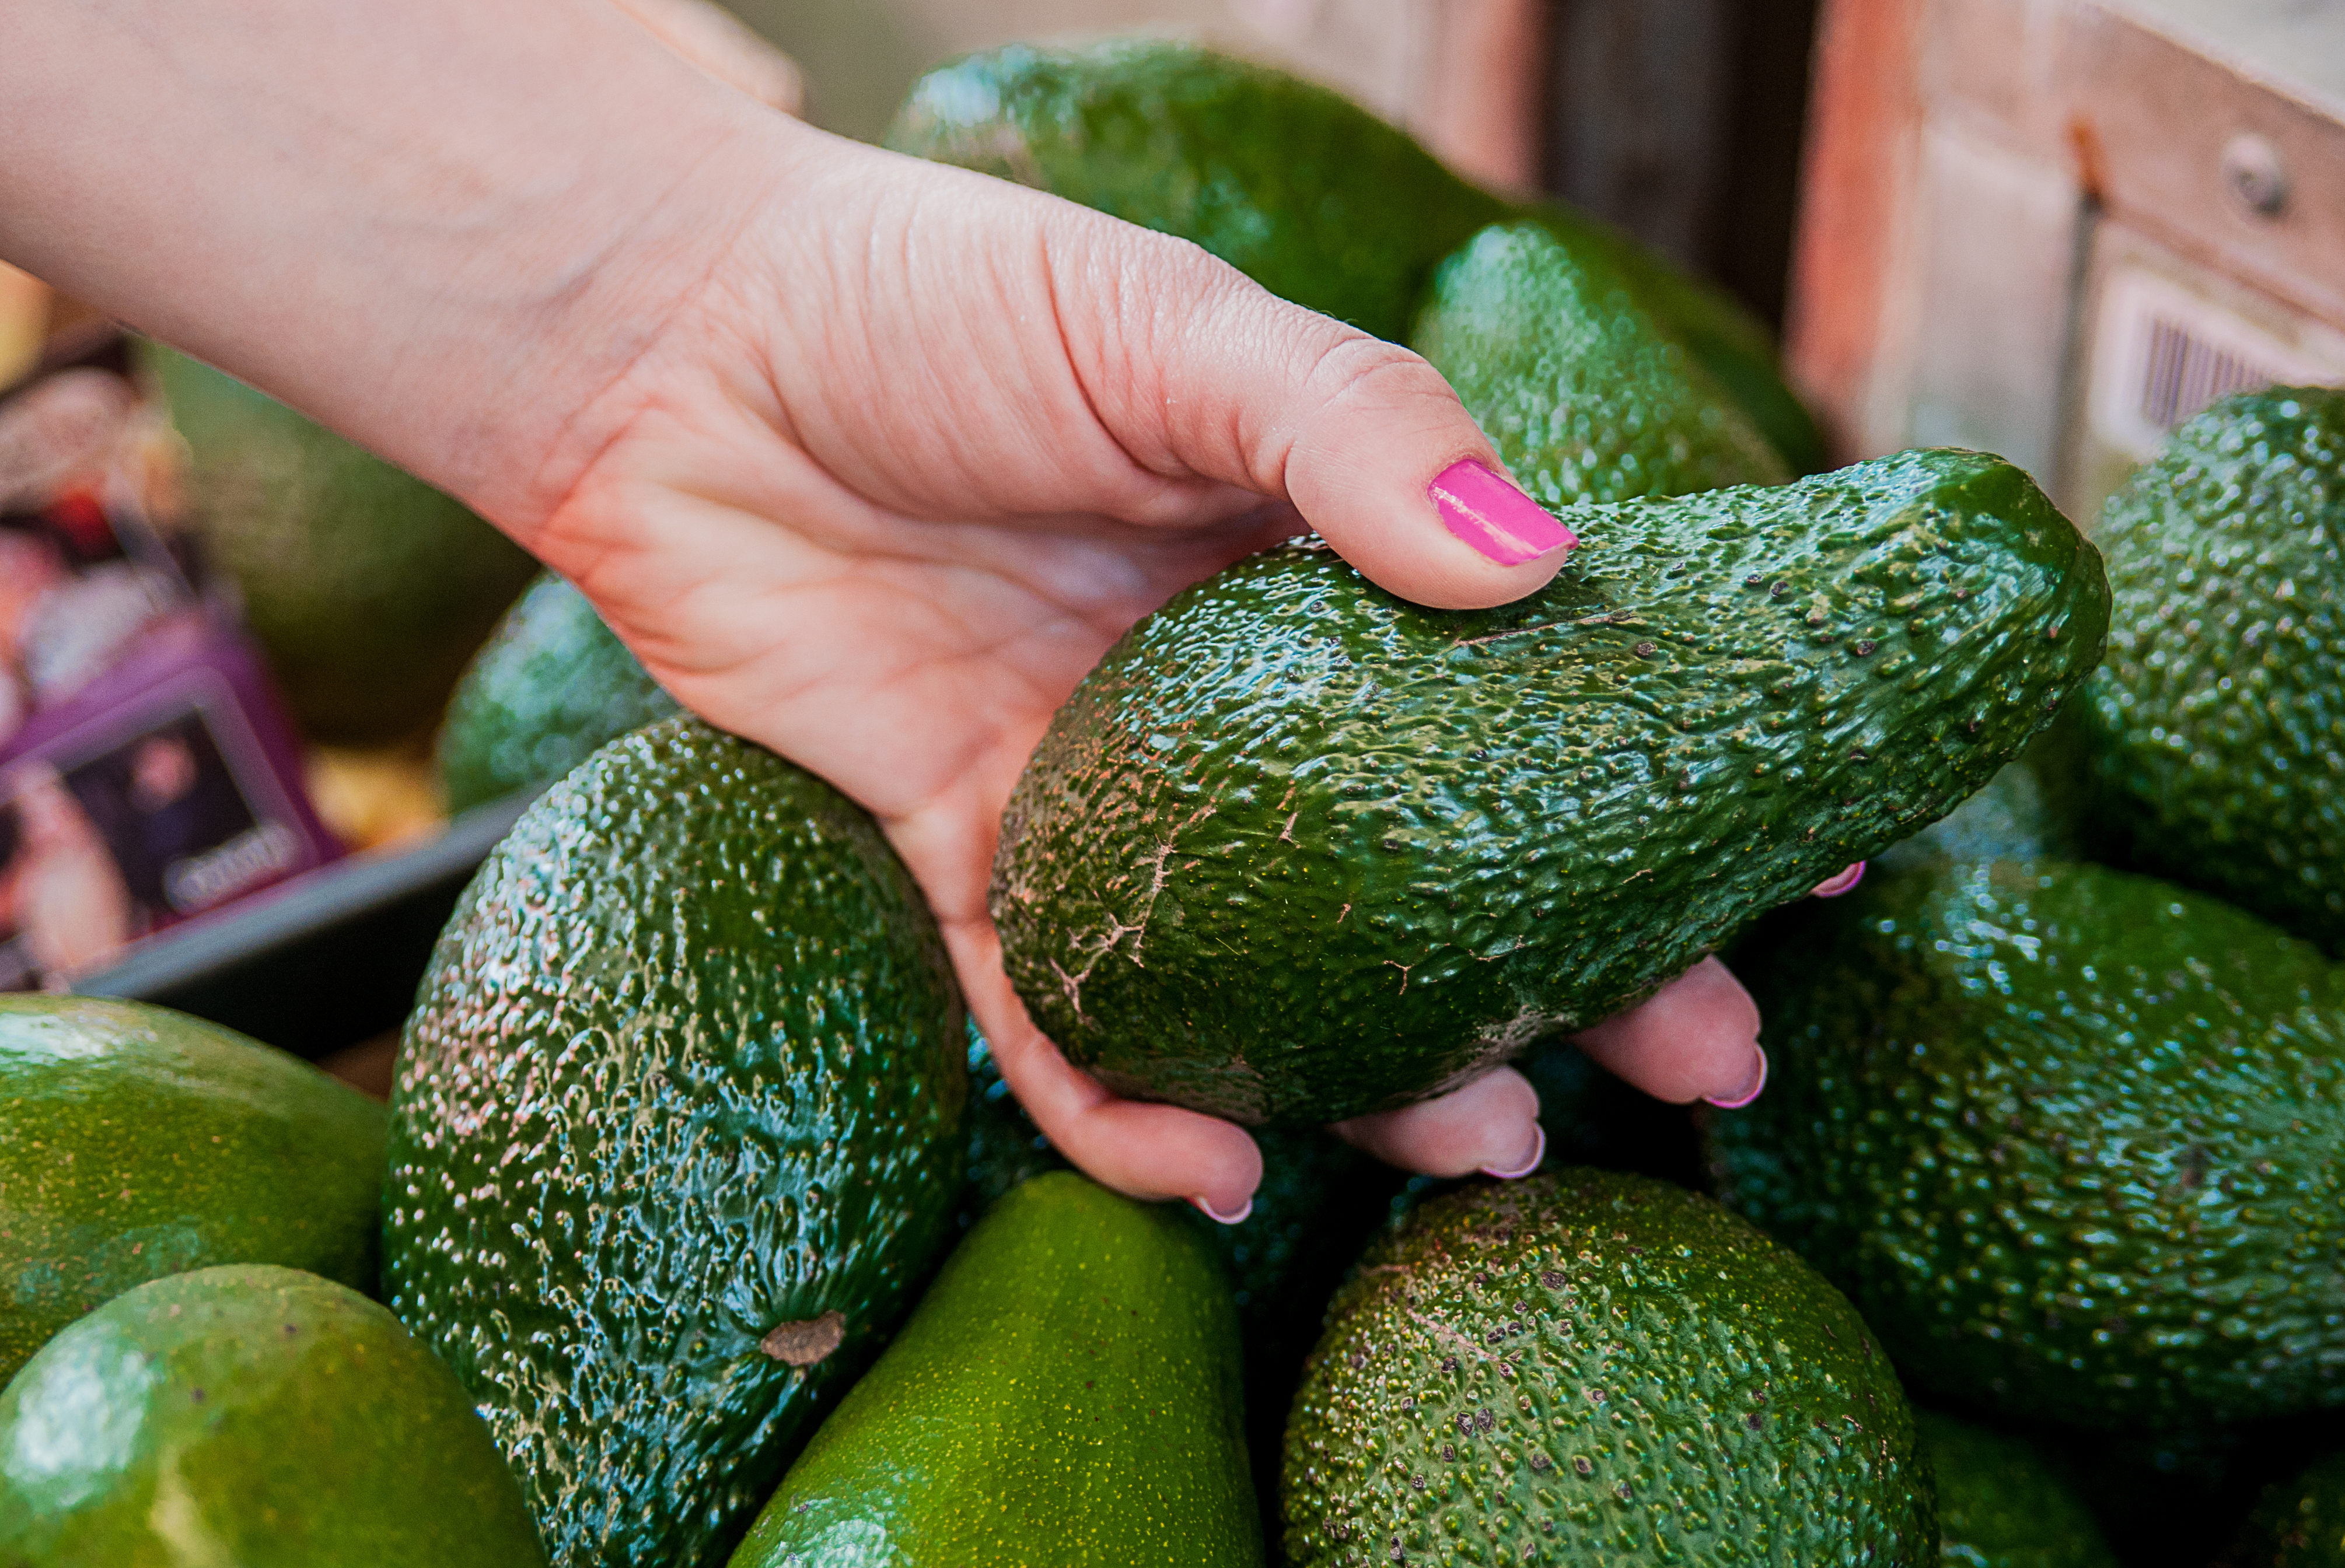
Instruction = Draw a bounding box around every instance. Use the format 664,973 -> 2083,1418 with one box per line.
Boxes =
1190,1195 -> 1253,1226
1703,1046 -> 1769,1110
1428,459 -> 1577,567
1478,1124 -> 1546,1181
1812,862 -> 1867,898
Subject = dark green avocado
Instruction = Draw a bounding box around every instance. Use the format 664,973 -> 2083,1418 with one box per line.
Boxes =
883,37 -> 1826,474
0,995 -> 385,1388
2219,1450 -> 2345,1567
1282,1169 -> 1934,1566
147,345 -> 537,743
1711,855 -> 2345,1429
992,449 -> 2109,1124
729,1172 -> 1259,1567
1412,220 -> 1787,505
0,1265 -> 546,1566
435,571 -> 679,813
1916,1409 -> 2117,1568
385,715 -> 968,1568
2083,387 -> 2345,952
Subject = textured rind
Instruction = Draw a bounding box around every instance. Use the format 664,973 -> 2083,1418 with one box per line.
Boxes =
0,995 -> 385,1388
0,1265 -> 546,1566
435,572 -> 680,814
1282,1170 -> 1932,1567
385,715 -> 967,1568
2084,387 -> 2345,952
882,38 -> 1826,473
1916,1410 -> 2118,1568
1413,223 -> 1787,505
729,1172 -> 1259,1567
2218,1450 -> 2345,1568
1711,857 -> 2345,1429
149,345 -> 536,743
993,450 -> 2110,1124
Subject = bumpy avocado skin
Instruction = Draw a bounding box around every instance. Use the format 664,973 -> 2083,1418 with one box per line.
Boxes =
729,1172 -> 1260,1568
1916,1410 -> 2118,1568
883,38 -> 1825,473
435,572 -> 680,813
2084,388 -> 2345,952
1413,222 -> 1787,503
385,716 -> 968,1568
1711,856 -> 2345,1429
0,996 -> 385,1388
992,450 -> 2109,1124
1282,1170 -> 1933,1567
0,1264 -> 546,1566
148,346 -> 537,743
2220,1450 -> 2345,1568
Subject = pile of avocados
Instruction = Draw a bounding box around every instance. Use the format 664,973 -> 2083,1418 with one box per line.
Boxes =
13,35 -> 2345,1568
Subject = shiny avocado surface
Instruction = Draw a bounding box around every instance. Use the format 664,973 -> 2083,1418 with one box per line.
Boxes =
993,449 -> 2110,1124
1282,1170 -> 1933,1567
1713,855 -> 2345,1429
385,715 -> 968,1568
0,995 -> 385,1388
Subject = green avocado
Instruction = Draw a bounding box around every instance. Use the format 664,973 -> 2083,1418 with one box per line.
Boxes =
1282,1169 -> 1933,1566
385,715 -> 969,1568
148,345 -> 537,743
1710,855 -> 2345,1429
2082,387 -> 2345,951
1413,221 -> 1787,504
0,1264 -> 546,1566
0,995 -> 385,1388
2219,1450 -> 2345,1567
435,572 -> 679,813
1916,1409 -> 2118,1568
729,1171 -> 1259,1567
883,37 -> 1826,474
992,449 -> 2108,1125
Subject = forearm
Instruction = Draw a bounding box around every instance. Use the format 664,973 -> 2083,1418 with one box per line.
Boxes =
0,0 -> 804,525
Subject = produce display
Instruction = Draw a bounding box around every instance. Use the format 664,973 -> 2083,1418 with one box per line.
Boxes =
1281,1171 -> 1935,1564
733,1172 -> 1259,1567
2083,389 -> 2345,950
0,995 -> 385,1387
146,344 -> 538,744
995,449 -> 2107,1124
0,1264 -> 546,1564
9,31 -> 2344,1568
436,570 -> 679,813
385,715 -> 968,1568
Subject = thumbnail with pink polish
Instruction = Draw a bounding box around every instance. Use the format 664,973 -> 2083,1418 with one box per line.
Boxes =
1427,459 -> 1577,566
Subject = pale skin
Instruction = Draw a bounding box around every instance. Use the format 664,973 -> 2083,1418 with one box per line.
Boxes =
1,0 -> 1791,1216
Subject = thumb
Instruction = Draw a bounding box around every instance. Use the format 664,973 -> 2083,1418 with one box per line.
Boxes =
1072,216 -> 1577,611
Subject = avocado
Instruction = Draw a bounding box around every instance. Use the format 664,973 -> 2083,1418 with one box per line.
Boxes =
1282,1168 -> 1932,1566
435,572 -> 679,813
1916,1409 -> 2118,1568
384,715 -> 969,1568
730,1171 -> 1259,1567
2082,387 -> 2345,952
0,995 -> 385,1388
0,1264 -> 546,1566
2219,1450 -> 2345,1567
992,449 -> 2108,1125
148,345 -> 537,743
1710,855 -> 2345,1429
1412,221 -> 1787,505
883,38 -> 1826,474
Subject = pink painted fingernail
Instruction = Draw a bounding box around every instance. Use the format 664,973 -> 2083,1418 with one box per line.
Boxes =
1479,1124 -> 1546,1181
1428,460 -> 1577,566
1812,862 -> 1867,898
1191,1195 -> 1253,1226
1703,1047 -> 1769,1110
